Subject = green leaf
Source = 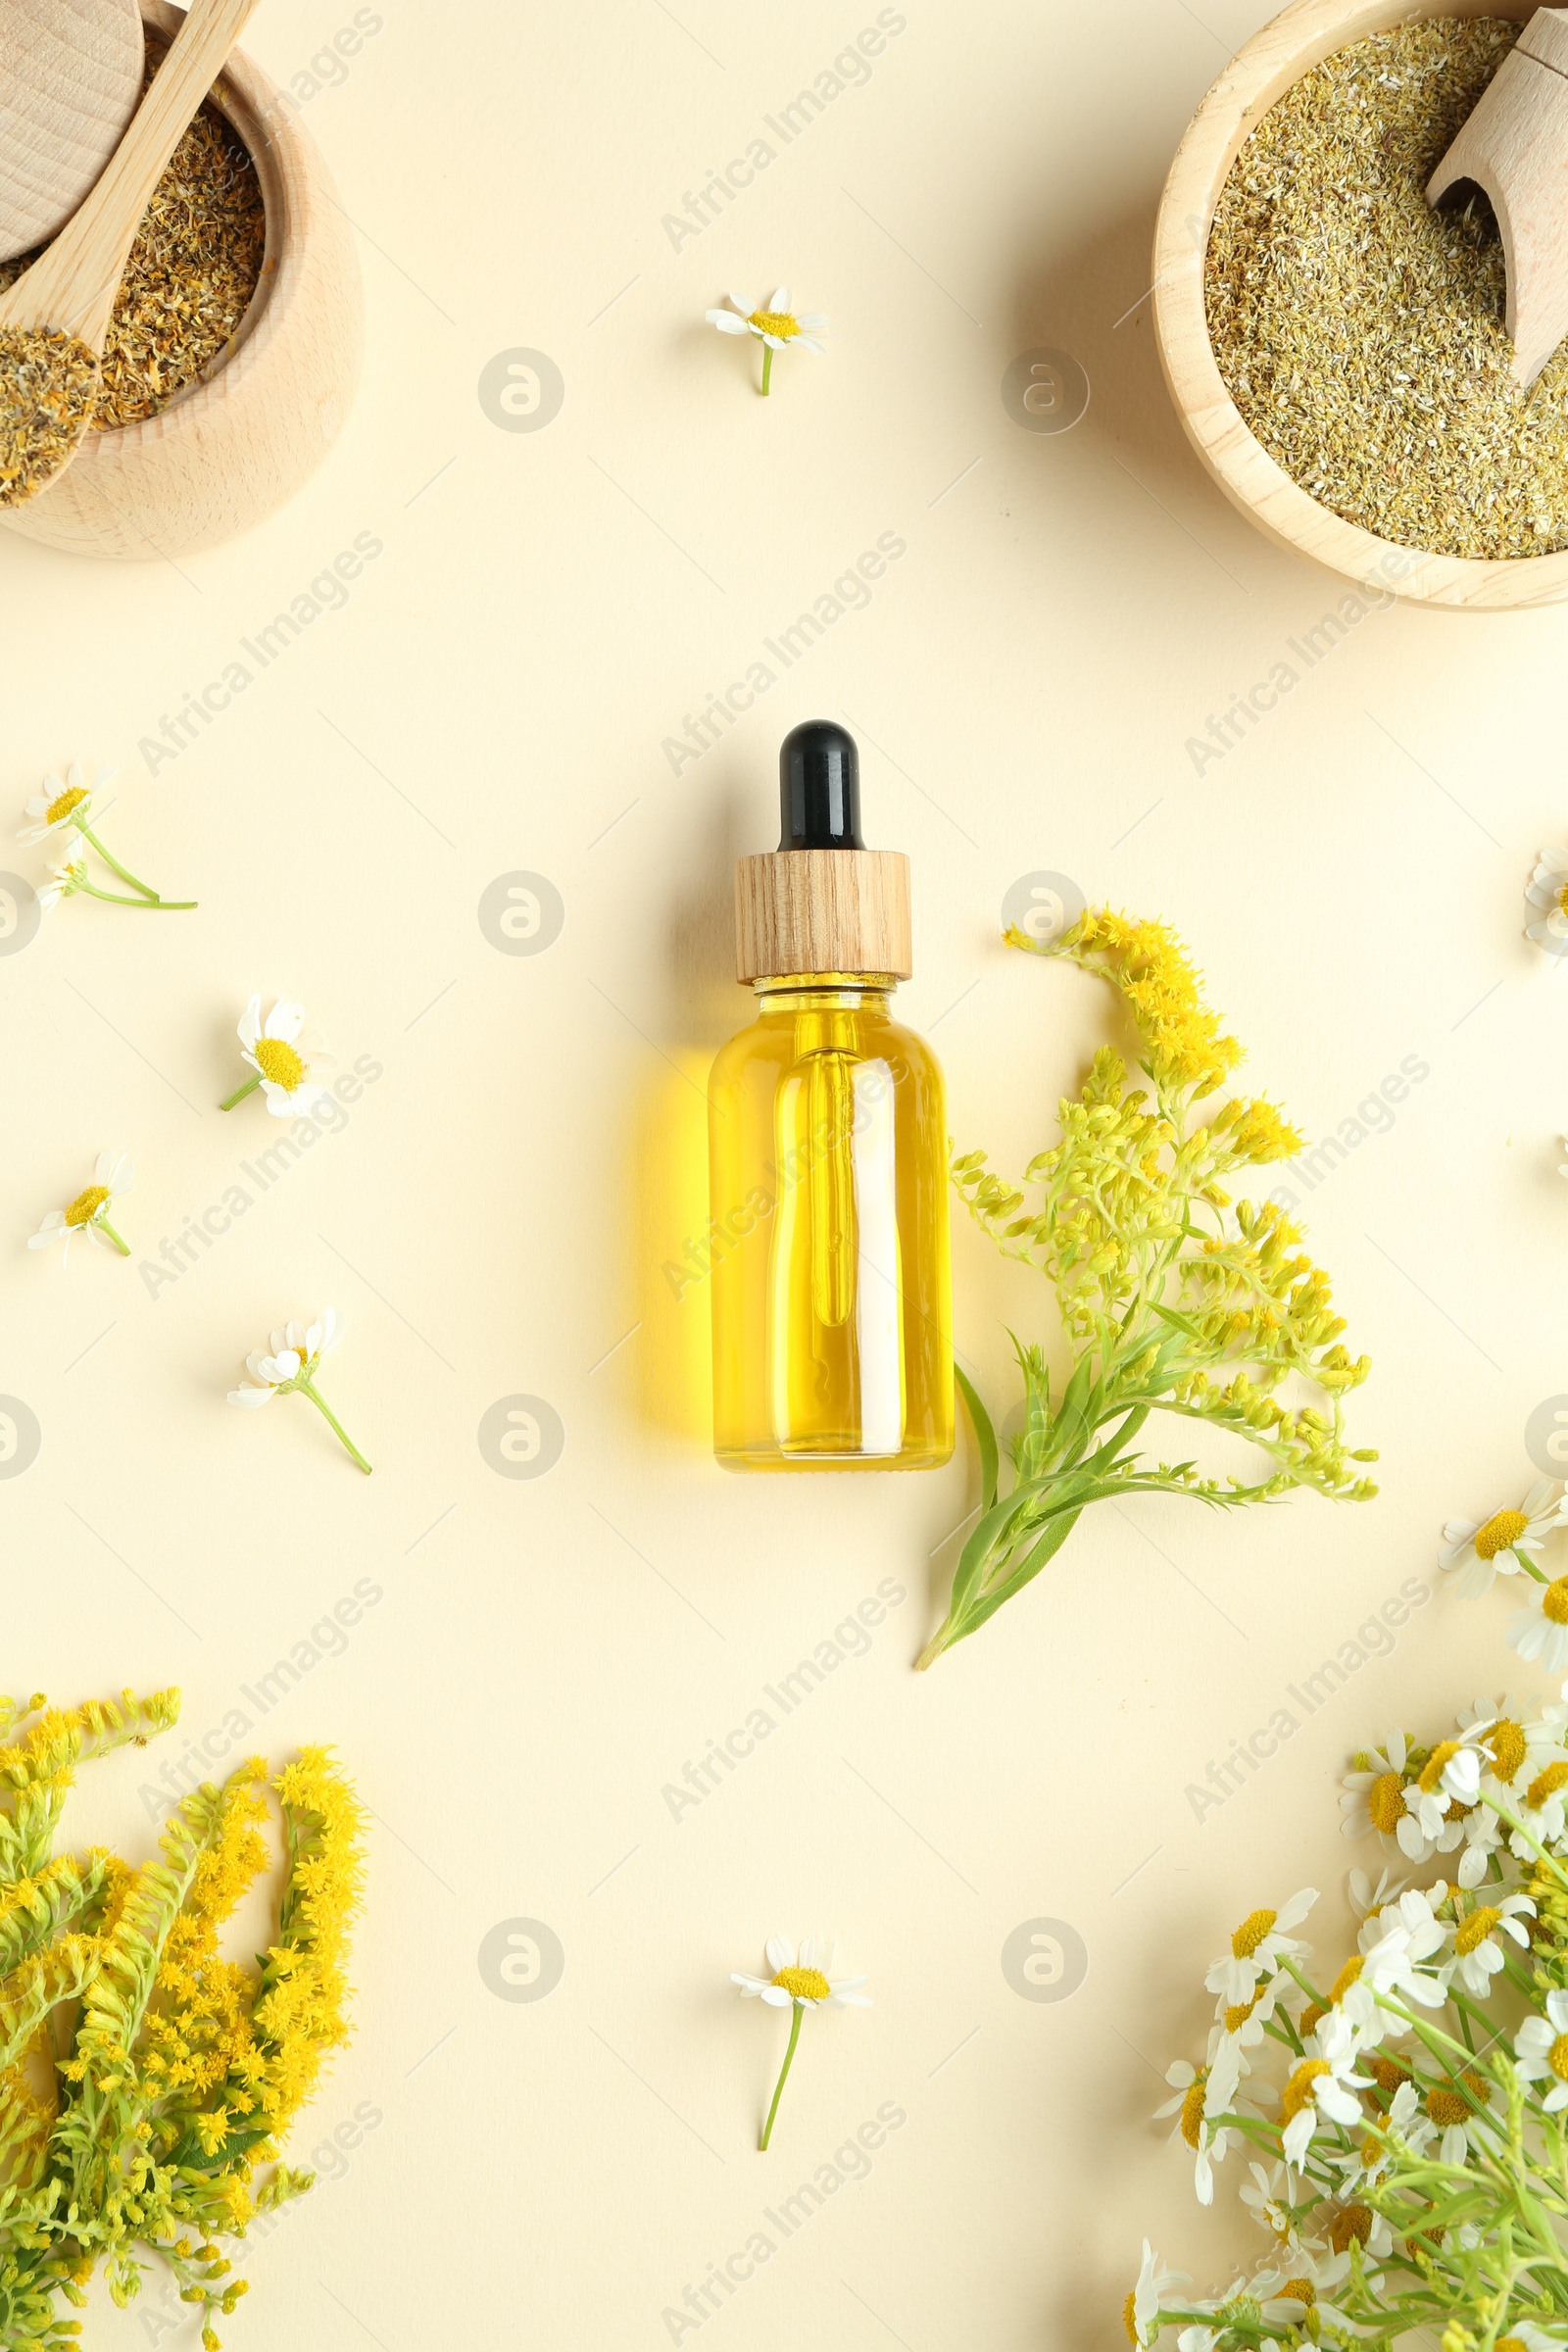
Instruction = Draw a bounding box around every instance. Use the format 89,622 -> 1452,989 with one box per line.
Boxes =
955,1366 -> 999,1513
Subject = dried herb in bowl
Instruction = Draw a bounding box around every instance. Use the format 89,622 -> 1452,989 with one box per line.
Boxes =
0,86 -> 265,440
1205,18 -> 1568,562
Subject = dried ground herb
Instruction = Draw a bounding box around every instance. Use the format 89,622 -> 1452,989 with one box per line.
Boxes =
1205,19 -> 1568,562
0,89 -> 265,441
0,325 -> 99,506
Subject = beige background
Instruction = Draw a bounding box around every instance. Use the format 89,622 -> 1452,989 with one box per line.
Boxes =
4,0 -> 1567,2342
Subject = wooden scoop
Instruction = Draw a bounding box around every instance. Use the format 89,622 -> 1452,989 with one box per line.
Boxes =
0,0 -> 145,265
0,0 -> 261,506
1430,7 -> 1568,388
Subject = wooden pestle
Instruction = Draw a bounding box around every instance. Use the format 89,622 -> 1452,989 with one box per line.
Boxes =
1430,7 -> 1568,388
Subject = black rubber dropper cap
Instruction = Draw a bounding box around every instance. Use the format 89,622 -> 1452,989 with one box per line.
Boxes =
778,720 -> 863,851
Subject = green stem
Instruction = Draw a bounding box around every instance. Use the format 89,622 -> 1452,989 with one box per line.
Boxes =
74,819 -> 160,902
95,1218 -> 130,1258
760,344 -> 773,396
758,2001 -> 804,2151
219,1074 -> 261,1111
296,1377 -> 371,1476
76,880 -> 195,910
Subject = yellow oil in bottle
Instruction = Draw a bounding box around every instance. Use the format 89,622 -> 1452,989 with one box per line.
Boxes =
710,720 -> 954,1469
709,975 -> 953,1469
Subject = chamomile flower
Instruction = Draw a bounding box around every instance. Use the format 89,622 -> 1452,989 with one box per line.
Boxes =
1348,1864 -> 1407,1921
1526,846 -> 1568,950
226,1309 -> 369,1474
1458,1698 -> 1553,1797
1419,2068 -> 1497,2165
730,1934 -> 870,2009
221,996 -> 336,1120
1340,1733 -> 1410,1848
1509,1577 -> 1568,1677
1263,2245 -> 1371,2334
706,286 -> 828,395
1440,1482 -> 1565,1597
1334,2077 -> 1427,2190
1205,1890 -> 1317,2007
1509,1758 -> 1568,1855
1446,1892 -> 1535,1996
1155,2043 -> 1243,2205
1496,2325 -> 1568,2352
1347,1925 -> 1446,2031
19,761 -> 192,909
1280,2012 -> 1370,2166
35,842 -> 87,915
731,1936 -> 867,2151
1239,2159 -> 1295,2245
27,1152 -> 134,1261
1399,1738 -> 1484,1858
19,761 -> 109,846
1124,2243 -> 1189,2347
1213,1974 -> 1285,2051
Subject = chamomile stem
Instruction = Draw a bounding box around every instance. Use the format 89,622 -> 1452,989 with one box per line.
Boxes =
95,1219 -> 130,1257
760,344 -> 773,397
74,821 -> 160,901
759,2001 -> 803,2151
76,881 -> 195,909
297,1378 -> 372,1476
219,1075 -> 261,1111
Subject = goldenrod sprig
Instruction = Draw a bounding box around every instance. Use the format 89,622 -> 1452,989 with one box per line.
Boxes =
923,909 -> 1375,1667
0,1687 -> 364,2349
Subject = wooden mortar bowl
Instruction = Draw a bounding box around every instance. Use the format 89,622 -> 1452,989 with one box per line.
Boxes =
1,0 -> 363,561
1153,0 -> 1568,612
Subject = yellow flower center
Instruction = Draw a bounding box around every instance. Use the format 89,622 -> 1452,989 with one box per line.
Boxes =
1475,1508 -> 1530,1559
1499,2339 -> 1528,2352
1368,1771 -> 1405,1834
65,1185 -> 109,1228
1529,1761 -> 1568,1809
1486,1720 -> 1529,1783
1369,2055 -> 1411,2094
749,307 -> 800,339
1299,2002 -> 1325,2038
1417,1740 -> 1459,1794
1281,2280 -> 1316,2308
1224,1996 -> 1257,2034
770,1966 -> 830,2002
1550,2034 -> 1568,2083
1328,2202 -> 1373,2254
1231,1907 -> 1277,1959
254,1038 -> 306,1092
1455,1905 -> 1500,1954
1544,1578 -> 1568,1627
1123,2289 -> 1139,2344
1179,2073 -> 1207,2148
1426,2086 -> 1471,2127
1330,1956 -> 1364,2001
1281,2059 -> 1328,2124
45,784 -> 86,825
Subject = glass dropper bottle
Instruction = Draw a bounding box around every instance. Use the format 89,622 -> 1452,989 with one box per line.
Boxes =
707,720 -> 954,1471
